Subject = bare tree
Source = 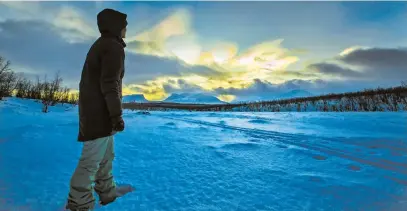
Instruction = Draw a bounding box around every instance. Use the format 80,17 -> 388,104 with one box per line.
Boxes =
0,56 -> 14,99
41,72 -> 63,112
15,77 -> 32,98
31,76 -> 43,100
0,56 -> 11,75
59,87 -> 70,105
69,92 -> 79,105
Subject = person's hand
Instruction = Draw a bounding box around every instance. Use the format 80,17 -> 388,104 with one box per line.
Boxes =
111,116 -> 125,132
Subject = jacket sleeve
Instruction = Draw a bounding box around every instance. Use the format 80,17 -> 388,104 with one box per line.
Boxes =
100,42 -> 124,119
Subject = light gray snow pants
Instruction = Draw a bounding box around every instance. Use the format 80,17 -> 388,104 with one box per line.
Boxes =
66,135 -> 116,210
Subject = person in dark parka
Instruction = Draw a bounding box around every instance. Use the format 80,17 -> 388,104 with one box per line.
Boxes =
66,8 -> 134,211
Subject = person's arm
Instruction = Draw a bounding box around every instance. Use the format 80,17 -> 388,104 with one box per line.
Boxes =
100,42 -> 124,123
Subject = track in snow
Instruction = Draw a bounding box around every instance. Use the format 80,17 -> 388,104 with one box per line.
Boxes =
159,115 -> 407,180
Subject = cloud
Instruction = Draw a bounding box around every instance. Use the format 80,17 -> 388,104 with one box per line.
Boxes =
0,17 -> 316,102
303,46 -> 407,86
123,54 -> 223,84
126,8 -> 193,58
0,3 -> 308,101
214,79 -> 322,101
0,19 -> 221,91
339,46 -> 369,57
0,19 -> 89,87
0,2 -> 42,18
132,8 -> 191,42
123,25 -> 305,99
0,2 -> 98,43
52,6 -> 98,43
308,62 -> 363,79
214,79 -> 274,98
339,47 -> 407,71
0,17 -> 231,101
162,79 -> 204,94
126,9 -> 302,84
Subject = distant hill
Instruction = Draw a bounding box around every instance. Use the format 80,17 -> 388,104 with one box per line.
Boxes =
122,94 -> 149,103
277,89 -> 313,99
233,89 -> 313,103
122,90 -> 311,104
164,93 -> 226,104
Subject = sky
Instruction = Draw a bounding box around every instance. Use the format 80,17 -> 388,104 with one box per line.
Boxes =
0,1 -> 406,102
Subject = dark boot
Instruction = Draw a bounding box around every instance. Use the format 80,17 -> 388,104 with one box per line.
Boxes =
99,184 -> 135,206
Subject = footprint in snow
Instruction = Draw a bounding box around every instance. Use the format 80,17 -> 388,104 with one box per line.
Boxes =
248,139 -> 261,143
165,122 -> 176,126
248,119 -> 269,124
207,145 -> 217,150
199,127 -> 208,131
308,176 -> 324,183
348,164 -> 362,171
276,144 -> 288,149
220,142 -> 259,150
159,122 -> 177,129
312,155 -> 327,160
368,151 -> 377,155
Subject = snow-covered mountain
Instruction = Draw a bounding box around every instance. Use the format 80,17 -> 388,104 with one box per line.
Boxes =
122,90 -> 312,104
277,89 -> 313,99
122,94 -> 149,103
164,93 -> 226,104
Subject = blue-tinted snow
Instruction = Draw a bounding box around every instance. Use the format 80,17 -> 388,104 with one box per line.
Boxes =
0,97 -> 406,211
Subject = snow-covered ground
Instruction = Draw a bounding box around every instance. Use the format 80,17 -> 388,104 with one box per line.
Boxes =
0,97 -> 407,211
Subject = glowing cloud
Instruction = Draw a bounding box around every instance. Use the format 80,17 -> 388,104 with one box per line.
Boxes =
121,8 -> 305,100
123,12 -> 302,99
53,6 -> 98,43
126,8 -> 194,58
217,94 -> 236,102
339,46 -> 368,57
